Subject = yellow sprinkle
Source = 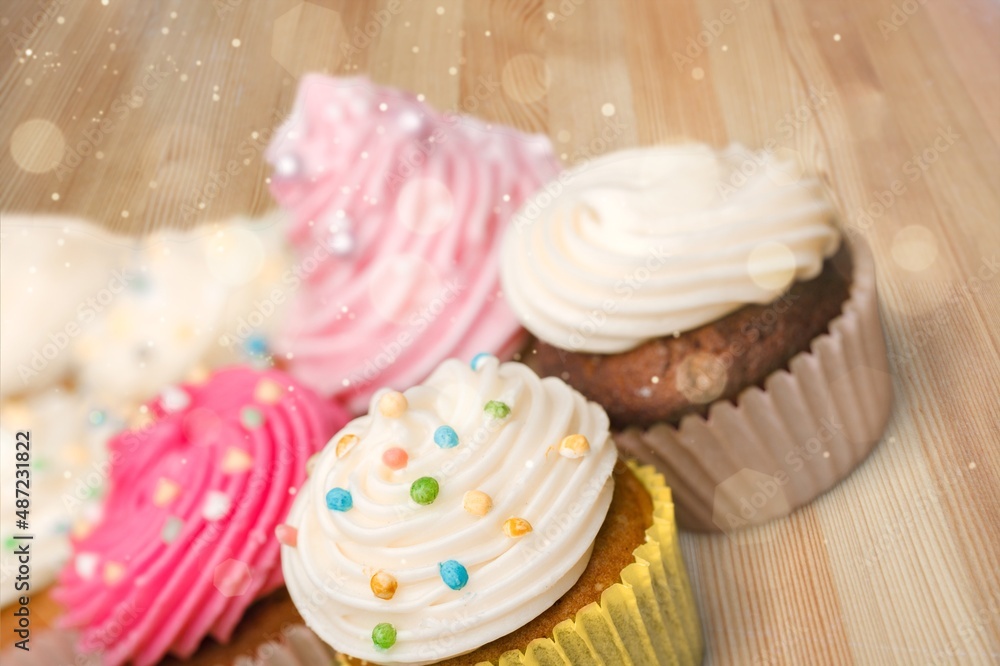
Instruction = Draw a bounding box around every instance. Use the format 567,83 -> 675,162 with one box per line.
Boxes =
186,365 -> 210,384
72,520 -> 93,539
153,478 -> 181,506
370,570 -> 398,600
103,562 -> 126,585
254,379 -> 284,404
378,391 -> 408,418
336,434 -> 359,458
222,447 -> 253,473
463,490 -> 493,516
503,517 -> 533,538
558,434 -> 590,459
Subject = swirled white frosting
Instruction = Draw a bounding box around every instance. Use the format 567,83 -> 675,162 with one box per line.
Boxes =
500,144 -> 842,353
282,357 -> 617,664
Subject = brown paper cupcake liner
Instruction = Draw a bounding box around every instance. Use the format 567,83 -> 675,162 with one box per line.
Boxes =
334,463 -> 703,666
615,235 -> 892,532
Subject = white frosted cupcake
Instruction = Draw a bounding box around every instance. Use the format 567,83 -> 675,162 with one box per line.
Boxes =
280,356 -> 702,664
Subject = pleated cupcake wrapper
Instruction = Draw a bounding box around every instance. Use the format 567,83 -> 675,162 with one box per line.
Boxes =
335,463 -> 704,666
233,625 -> 339,666
0,624 -> 333,666
615,235 -> 893,532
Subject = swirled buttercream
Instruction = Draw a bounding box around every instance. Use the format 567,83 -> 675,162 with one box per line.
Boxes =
266,75 -> 560,412
281,356 -> 617,664
54,367 -> 348,666
500,144 -> 842,353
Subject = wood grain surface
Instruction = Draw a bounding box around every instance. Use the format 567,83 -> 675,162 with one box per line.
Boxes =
2,0 -> 998,664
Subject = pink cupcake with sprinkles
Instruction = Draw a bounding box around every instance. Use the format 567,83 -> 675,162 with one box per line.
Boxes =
266,75 -> 560,413
49,366 -> 349,665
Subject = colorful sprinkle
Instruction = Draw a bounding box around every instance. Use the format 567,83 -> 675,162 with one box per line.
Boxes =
336,434 -> 359,457
275,523 -> 298,547
222,447 -> 253,473
161,516 -> 183,544
470,352 -> 491,370
153,478 -> 181,507
88,409 -> 106,426
462,490 -> 493,516
202,491 -> 232,520
483,400 -> 511,420
558,434 -> 590,459
378,391 -> 408,418
326,487 -> 353,512
433,425 -> 459,449
240,406 -> 264,429
306,453 -> 320,475
254,379 -> 284,404
75,553 -> 98,580
382,447 -> 409,470
103,561 -> 126,585
160,385 -> 190,412
244,334 -> 269,358
438,560 -> 469,590
370,570 -> 398,600
503,517 -> 533,538
372,622 -> 397,650
410,477 -> 439,505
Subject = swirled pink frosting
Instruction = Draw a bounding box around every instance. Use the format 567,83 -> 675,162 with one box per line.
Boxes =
266,75 -> 560,412
53,366 -> 349,666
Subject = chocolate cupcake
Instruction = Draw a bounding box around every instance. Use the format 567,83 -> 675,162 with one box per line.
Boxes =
280,356 -> 702,664
501,144 -> 892,531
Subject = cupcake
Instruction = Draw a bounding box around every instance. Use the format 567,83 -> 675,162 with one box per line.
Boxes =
280,355 -> 702,664
72,214 -> 293,406
48,366 -> 348,665
500,145 -> 892,531
265,75 -> 560,413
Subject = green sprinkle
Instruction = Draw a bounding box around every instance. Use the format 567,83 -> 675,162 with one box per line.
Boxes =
483,400 -> 510,420
372,622 -> 397,649
410,477 -> 439,505
240,406 -> 264,429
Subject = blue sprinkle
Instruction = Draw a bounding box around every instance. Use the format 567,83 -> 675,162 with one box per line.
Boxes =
88,409 -> 106,426
244,334 -> 269,358
433,425 -> 459,449
326,488 -> 353,512
438,560 -> 469,590
470,353 -> 491,370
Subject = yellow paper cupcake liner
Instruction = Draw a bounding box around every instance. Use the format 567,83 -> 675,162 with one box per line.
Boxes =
334,463 -> 702,665
485,463 -> 702,666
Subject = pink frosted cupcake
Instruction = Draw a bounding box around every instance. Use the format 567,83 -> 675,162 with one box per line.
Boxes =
49,366 -> 348,665
266,75 -> 560,413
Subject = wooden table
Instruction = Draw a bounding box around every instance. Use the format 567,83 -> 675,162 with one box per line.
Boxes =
2,0 -> 998,663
